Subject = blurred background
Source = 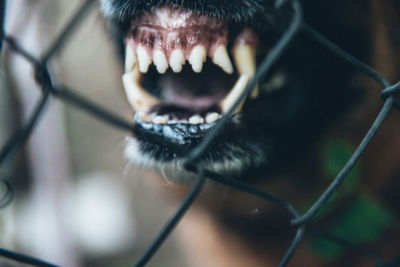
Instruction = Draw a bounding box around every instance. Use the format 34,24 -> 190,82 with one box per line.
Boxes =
0,1 -> 187,266
1,1 -> 400,266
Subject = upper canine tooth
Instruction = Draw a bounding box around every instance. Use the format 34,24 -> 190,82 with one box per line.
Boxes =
212,45 -> 233,74
137,46 -> 152,73
125,45 -> 137,73
220,74 -> 250,114
233,44 -> 258,98
189,45 -> 207,73
153,50 -> 169,74
169,49 -> 185,73
122,67 -> 159,112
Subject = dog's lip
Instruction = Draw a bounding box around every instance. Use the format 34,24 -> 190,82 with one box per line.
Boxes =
133,112 -> 243,146
134,113 -> 219,145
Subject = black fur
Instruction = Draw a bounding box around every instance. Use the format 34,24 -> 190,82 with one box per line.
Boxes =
100,0 -> 291,38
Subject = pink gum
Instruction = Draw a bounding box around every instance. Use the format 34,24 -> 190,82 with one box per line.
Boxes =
124,6 -> 259,61
124,6 -> 230,60
126,25 -> 229,60
233,27 -> 259,47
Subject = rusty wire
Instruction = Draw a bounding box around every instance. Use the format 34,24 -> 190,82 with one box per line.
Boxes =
0,0 -> 399,266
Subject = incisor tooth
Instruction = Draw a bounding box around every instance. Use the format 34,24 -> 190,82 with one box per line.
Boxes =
212,45 -> 234,74
220,74 -> 250,114
137,46 -> 151,73
233,44 -> 258,98
205,112 -> 220,123
169,49 -> 185,73
125,45 -> 136,73
153,50 -> 168,74
189,46 -> 206,73
189,114 -> 204,124
153,115 -> 169,124
122,67 -> 159,112
138,112 -> 155,123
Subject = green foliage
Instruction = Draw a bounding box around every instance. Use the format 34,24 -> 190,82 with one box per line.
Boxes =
311,195 -> 394,260
309,139 -> 394,260
311,236 -> 345,260
322,138 -> 360,193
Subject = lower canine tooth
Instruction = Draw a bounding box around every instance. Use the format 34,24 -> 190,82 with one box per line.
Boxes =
137,46 -> 151,73
189,115 -> 204,124
170,49 -> 185,73
220,74 -> 250,114
153,50 -> 168,74
213,45 -> 233,74
205,112 -> 220,123
233,44 -> 258,98
189,46 -> 206,73
153,115 -> 169,124
122,67 -> 159,112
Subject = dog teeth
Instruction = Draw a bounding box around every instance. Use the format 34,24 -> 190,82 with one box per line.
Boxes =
205,112 -> 220,123
189,114 -> 204,124
178,119 -> 189,124
212,45 -> 233,74
189,45 -> 207,73
168,119 -> 178,124
129,44 -> 238,75
137,46 -> 152,73
122,66 -> 159,112
169,49 -> 186,73
123,27 -> 259,126
138,112 -> 155,123
136,111 -> 223,126
233,44 -> 258,98
125,45 -> 136,73
153,115 -> 169,124
220,74 -> 250,114
153,50 -> 169,74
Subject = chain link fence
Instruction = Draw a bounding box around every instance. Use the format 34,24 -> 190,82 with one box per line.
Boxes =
0,0 -> 400,266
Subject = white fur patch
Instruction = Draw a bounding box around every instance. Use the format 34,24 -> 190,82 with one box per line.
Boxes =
124,136 -> 266,181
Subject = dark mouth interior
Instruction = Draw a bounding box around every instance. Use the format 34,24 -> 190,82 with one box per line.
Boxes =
142,59 -> 237,117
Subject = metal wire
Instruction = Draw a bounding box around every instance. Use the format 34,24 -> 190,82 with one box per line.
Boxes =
0,248 -> 61,267
0,175 -> 14,208
0,0 -> 399,266
0,0 -> 5,50
292,97 -> 394,226
184,0 -> 302,165
134,167 -> 206,267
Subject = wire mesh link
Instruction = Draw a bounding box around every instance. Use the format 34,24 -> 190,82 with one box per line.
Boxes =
0,175 -> 13,208
0,0 -> 399,266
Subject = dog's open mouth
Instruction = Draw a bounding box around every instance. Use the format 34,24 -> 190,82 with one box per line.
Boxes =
122,7 -> 260,142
